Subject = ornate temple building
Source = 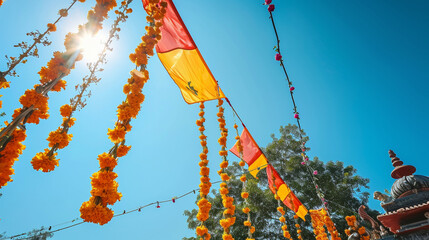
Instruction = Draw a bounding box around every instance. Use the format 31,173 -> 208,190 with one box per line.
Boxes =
358,150 -> 429,240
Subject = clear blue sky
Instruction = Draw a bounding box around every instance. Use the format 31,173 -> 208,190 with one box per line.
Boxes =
0,0 -> 428,239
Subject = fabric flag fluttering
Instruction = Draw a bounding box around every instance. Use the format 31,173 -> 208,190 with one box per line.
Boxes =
230,127 -> 268,178
142,0 -> 225,104
267,164 -> 308,220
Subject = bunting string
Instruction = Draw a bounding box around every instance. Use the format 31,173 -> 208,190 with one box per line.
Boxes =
3,163 -> 288,240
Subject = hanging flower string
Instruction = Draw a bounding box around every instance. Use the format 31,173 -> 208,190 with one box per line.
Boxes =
195,101 -> 212,240
234,123 -> 255,240
310,210 -> 329,240
344,215 -> 370,240
321,209 -> 341,240
263,0 -> 329,211
217,99 -> 236,240
293,215 -> 303,240
0,0 -> 84,94
79,0 -> 167,225
0,129 -> 26,187
31,0 -> 134,173
0,0 -> 117,189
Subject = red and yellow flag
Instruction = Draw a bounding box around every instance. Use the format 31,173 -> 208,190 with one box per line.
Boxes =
267,165 -> 308,220
142,0 -> 225,104
230,127 -> 268,178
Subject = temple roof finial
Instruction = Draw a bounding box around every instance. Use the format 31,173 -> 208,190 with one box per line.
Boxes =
389,150 -> 416,179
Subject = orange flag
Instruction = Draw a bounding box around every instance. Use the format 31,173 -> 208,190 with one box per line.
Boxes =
142,0 -> 225,104
230,127 -> 268,178
267,165 -> 308,220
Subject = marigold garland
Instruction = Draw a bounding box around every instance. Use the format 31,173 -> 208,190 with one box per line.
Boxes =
80,0 -> 167,225
320,209 -> 341,240
234,123 -> 255,239
216,99 -> 236,240
196,101 -> 212,240
32,0 -> 134,173
310,209 -> 329,240
344,215 -> 370,240
0,129 -> 26,187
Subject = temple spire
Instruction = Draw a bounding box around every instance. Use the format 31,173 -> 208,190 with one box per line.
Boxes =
389,150 -> 416,179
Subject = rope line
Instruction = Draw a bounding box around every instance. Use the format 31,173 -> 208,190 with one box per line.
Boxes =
267,6 -> 329,211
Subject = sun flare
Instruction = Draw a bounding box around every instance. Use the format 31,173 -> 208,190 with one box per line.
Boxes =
78,32 -> 107,62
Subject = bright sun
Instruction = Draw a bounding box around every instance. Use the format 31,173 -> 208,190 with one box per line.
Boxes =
78,32 -> 107,62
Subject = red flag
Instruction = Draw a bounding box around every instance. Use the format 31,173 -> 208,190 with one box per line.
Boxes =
267,165 -> 308,220
230,127 -> 268,178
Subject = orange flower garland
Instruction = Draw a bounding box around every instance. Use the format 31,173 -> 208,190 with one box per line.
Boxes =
217,99 -> 236,240
80,0 -> 167,225
0,129 -> 26,187
234,123 -> 255,240
320,209 -> 341,240
310,209 -> 329,240
345,215 -> 370,240
32,0 -> 134,173
196,102 -> 212,240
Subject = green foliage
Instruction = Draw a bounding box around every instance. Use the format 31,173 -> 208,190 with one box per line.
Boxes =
183,124 -> 377,240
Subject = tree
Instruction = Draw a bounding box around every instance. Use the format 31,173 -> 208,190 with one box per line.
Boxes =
183,124 -> 377,240
0,227 -> 53,240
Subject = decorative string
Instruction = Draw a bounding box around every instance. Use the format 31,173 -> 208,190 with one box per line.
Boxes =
264,0 -> 329,211
3,161 -> 303,240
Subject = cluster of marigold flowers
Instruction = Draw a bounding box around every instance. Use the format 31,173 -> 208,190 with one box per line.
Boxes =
234,124 -> 256,240
32,0 -> 133,173
321,209 -> 341,240
0,129 -> 26,187
80,0 -> 167,225
195,102 -> 212,240
216,99 -> 236,240
310,209 -> 330,240
345,215 -> 370,240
